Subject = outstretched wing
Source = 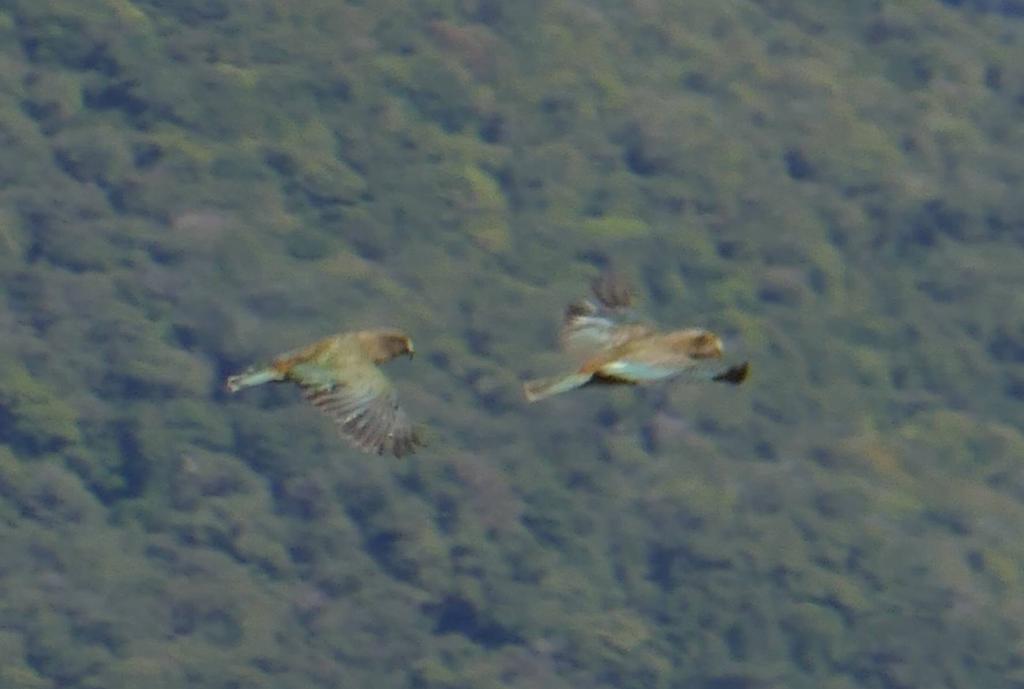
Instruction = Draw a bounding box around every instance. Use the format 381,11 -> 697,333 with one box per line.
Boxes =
559,298 -> 622,359
590,270 -> 636,310
596,357 -> 725,383
291,360 -> 423,457
559,298 -> 654,362
560,269 -> 652,359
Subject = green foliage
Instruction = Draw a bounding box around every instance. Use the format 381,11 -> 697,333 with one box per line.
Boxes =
1,1 -> 1023,688
0,361 -> 81,453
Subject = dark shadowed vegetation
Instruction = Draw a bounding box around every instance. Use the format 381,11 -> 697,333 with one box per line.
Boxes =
1,1 -> 1024,688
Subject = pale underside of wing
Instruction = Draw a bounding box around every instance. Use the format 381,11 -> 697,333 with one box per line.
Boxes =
559,298 -> 653,362
597,357 -> 732,384
293,363 -> 422,457
560,301 -> 618,358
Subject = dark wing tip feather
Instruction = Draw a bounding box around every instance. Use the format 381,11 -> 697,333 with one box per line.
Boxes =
564,298 -> 597,320
390,424 -> 426,458
713,361 -> 751,385
590,270 -> 635,310
303,384 -> 424,458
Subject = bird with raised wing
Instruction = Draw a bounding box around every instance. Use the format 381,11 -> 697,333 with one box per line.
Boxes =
226,329 -> 424,457
524,271 -> 749,402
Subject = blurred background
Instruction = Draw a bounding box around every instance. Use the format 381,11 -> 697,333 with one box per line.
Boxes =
1,1 -> 1023,688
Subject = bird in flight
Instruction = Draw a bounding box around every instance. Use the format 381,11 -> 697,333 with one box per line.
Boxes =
226,329 -> 424,457
523,271 -> 749,402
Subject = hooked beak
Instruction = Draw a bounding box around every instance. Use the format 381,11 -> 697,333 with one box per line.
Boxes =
712,336 -> 724,358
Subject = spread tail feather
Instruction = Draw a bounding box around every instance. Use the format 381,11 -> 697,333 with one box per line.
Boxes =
225,366 -> 283,393
523,372 -> 593,402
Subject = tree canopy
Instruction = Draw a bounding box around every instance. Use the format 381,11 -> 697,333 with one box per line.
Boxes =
1,1 -> 1024,688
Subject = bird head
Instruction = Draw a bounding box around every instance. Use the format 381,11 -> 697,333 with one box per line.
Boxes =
673,329 -> 724,359
363,329 -> 415,363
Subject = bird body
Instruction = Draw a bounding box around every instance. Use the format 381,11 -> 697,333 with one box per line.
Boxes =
580,329 -> 723,379
226,329 -> 423,457
524,272 -> 749,402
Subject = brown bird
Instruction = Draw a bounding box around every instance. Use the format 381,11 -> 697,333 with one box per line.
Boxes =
226,329 -> 424,457
524,271 -> 749,402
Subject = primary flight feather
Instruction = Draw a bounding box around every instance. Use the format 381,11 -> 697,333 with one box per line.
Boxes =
226,329 -> 424,457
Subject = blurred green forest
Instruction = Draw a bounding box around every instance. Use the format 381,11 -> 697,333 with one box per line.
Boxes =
1,0 -> 1023,687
